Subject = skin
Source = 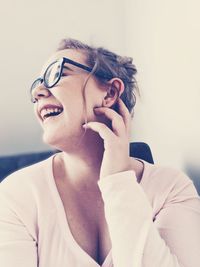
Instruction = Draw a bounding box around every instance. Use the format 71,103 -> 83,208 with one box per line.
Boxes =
32,48 -> 144,264
32,48 -> 144,183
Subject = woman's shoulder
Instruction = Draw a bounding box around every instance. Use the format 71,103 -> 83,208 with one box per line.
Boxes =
140,160 -> 199,213
141,160 -> 194,188
1,154 -> 53,188
133,157 -> 189,185
0,155 -> 56,242
0,154 -> 55,209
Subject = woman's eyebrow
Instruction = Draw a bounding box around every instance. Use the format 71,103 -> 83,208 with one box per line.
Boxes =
63,65 -> 73,71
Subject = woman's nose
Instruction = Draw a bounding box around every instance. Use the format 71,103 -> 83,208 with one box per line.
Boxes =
31,84 -> 51,102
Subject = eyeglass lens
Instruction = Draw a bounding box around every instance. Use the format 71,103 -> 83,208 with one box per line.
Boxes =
44,61 -> 62,87
30,60 -> 62,99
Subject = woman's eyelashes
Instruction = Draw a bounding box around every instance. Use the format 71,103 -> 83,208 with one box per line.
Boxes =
61,73 -> 69,77
60,70 -> 72,78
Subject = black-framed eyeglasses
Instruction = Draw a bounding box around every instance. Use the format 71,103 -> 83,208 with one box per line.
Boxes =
30,57 -> 93,103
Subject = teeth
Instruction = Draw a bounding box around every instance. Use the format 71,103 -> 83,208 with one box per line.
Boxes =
40,107 -> 63,120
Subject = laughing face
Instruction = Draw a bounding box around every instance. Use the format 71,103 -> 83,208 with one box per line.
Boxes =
31,49 -> 107,151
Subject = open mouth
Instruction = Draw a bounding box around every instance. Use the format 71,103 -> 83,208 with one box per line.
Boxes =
41,107 -> 64,121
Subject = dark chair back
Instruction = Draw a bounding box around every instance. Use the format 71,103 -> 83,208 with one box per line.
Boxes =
0,142 -> 153,182
130,142 -> 154,164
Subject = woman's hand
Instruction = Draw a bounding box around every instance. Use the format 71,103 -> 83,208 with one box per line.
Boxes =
83,98 -> 132,179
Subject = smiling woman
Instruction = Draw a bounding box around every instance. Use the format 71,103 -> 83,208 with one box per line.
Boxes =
0,38 -> 200,267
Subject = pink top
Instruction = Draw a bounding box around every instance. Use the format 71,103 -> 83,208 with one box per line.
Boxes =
0,154 -> 200,267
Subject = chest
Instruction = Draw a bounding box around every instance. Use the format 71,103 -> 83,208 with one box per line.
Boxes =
55,179 -> 112,265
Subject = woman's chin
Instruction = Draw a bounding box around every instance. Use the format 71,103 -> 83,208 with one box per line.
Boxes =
42,132 -> 63,148
42,131 -> 84,152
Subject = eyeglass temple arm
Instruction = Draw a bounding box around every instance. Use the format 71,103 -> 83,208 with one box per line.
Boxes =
63,57 -> 112,80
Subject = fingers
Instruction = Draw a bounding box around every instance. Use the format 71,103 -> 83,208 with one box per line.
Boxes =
83,99 -> 131,139
94,107 -> 125,136
117,98 -> 131,131
94,98 -> 131,136
83,121 -> 115,142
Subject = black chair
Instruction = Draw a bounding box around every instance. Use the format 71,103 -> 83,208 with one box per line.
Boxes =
0,142 -> 154,182
129,142 -> 154,164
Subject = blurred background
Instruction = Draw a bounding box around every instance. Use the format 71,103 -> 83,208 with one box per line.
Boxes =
0,0 -> 199,190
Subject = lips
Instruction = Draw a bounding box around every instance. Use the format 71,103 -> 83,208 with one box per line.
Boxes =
38,104 -> 64,121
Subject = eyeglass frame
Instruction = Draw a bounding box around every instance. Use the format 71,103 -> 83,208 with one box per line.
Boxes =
31,57 -> 93,91
30,57 -> 113,103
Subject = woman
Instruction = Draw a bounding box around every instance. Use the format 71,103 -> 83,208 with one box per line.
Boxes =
0,38 -> 199,267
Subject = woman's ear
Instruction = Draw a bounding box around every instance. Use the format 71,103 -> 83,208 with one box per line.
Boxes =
102,78 -> 124,108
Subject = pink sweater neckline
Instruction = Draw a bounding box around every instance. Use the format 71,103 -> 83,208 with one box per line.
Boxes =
44,153 -> 114,267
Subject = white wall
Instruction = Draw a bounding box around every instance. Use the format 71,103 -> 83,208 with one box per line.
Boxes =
0,0 -> 200,186
125,0 -> 200,173
0,0 -> 127,154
